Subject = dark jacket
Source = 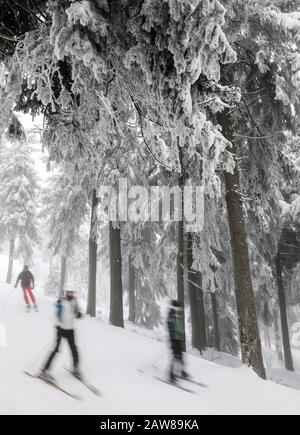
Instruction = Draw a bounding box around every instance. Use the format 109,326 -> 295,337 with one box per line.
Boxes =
16,271 -> 35,288
167,308 -> 184,342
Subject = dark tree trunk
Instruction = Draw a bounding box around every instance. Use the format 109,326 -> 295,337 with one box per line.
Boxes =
177,145 -> 186,350
128,255 -> 136,323
186,232 -> 206,352
86,189 -> 98,317
274,308 -> 284,365
59,256 -> 67,298
6,238 -> 15,284
218,110 -> 266,380
196,272 -> 207,351
109,222 -> 124,328
275,253 -> 294,371
205,295 -> 212,347
211,291 -> 221,352
177,219 -> 186,350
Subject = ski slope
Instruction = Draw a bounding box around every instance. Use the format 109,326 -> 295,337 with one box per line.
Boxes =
0,282 -> 300,415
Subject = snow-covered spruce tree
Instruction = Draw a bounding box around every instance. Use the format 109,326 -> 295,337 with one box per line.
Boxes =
272,135 -> 300,370
44,264 -> 60,297
186,232 -> 207,352
192,191 -> 230,353
101,129 -> 144,328
120,137 -> 177,329
122,219 -> 171,329
216,0 -> 300,372
0,117 -> 38,283
41,169 -> 88,298
122,226 -> 151,326
215,102 -> 268,377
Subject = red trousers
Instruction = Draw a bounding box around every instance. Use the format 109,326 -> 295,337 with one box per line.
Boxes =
22,287 -> 36,305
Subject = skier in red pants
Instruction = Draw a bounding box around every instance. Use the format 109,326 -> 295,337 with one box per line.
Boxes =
15,266 -> 38,312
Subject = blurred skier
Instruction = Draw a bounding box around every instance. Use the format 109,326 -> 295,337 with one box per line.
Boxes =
39,290 -> 82,383
15,265 -> 37,312
167,300 -> 189,383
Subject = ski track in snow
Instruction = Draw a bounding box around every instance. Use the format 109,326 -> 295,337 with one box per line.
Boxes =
0,283 -> 300,415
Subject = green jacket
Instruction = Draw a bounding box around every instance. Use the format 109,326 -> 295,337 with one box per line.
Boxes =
167,309 -> 184,342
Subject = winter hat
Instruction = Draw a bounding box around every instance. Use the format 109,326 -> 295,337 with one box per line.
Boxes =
64,287 -> 76,294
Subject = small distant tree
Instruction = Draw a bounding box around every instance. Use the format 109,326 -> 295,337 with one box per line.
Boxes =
41,170 -> 88,297
44,265 -> 60,297
0,117 -> 39,283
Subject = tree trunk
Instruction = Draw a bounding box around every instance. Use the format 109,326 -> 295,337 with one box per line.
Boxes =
274,308 -> 284,365
109,222 -> 124,328
218,110 -> 266,379
59,256 -> 67,298
86,189 -> 98,317
6,239 -> 15,284
177,145 -> 186,350
275,253 -> 294,371
128,254 -> 136,323
205,295 -> 212,347
211,291 -> 221,352
196,272 -> 207,351
186,232 -> 206,352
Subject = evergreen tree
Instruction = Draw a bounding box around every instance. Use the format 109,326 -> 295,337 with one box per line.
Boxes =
210,0 -> 300,378
41,169 -> 88,297
0,118 -> 38,282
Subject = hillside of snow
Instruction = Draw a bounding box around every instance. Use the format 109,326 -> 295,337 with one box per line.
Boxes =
0,282 -> 300,415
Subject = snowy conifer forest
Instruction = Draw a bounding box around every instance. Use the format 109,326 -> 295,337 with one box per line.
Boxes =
0,0 -> 300,416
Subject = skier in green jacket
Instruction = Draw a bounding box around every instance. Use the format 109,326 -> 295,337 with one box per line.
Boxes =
167,300 -> 189,383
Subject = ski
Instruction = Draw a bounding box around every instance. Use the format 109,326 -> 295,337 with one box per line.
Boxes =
155,377 -> 195,394
23,371 -> 81,401
177,376 -> 208,389
64,368 -> 101,397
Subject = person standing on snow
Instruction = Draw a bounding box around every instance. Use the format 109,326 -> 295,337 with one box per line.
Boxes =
39,290 -> 82,383
15,265 -> 38,312
167,300 -> 189,383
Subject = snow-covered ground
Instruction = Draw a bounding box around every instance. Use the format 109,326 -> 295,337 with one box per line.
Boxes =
0,282 -> 300,415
